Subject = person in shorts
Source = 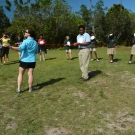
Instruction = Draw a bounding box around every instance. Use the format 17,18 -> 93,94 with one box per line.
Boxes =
64,36 -> 72,60
38,34 -> 46,61
0,33 -> 10,63
107,34 -> 118,63
90,32 -> 99,62
128,33 -> 135,64
8,29 -> 38,93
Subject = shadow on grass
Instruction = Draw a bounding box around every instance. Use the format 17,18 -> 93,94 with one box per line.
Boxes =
88,70 -> 102,79
5,60 -> 19,65
22,78 -> 65,92
72,57 -> 78,60
45,57 -> 57,60
113,58 -> 121,62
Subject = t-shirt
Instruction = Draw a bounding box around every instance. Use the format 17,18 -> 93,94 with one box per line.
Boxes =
64,40 -> 71,50
77,33 -> 91,49
38,39 -> 46,46
2,38 -> 10,46
18,37 -> 38,62
107,38 -> 118,48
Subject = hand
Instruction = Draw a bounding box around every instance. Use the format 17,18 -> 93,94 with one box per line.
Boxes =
73,43 -> 78,46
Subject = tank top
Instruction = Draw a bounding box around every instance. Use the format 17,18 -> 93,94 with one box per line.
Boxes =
2,38 -> 10,46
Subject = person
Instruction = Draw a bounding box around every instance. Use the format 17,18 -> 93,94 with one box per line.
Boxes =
15,35 -> 23,59
38,34 -> 46,61
0,41 -> 3,65
73,25 -> 91,81
107,34 -> 118,63
128,33 -> 135,64
90,32 -> 99,62
8,29 -> 38,93
64,36 -> 72,60
0,33 -> 10,63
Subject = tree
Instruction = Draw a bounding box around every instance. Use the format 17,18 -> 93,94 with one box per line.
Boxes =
0,6 -> 10,36
105,4 -> 132,41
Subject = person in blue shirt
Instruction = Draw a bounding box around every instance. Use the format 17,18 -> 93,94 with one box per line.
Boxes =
73,25 -> 91,81
9,29 -> 38,93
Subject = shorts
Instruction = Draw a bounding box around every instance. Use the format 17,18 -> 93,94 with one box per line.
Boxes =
19,61 -> 36,69
2,47 -> 9,55
107,48 -> 116,55
131,45 -> 135,55
65,49 -> 71,53
90,48 -> 96,51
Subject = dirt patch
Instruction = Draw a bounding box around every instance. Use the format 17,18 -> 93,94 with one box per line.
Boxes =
45,127 -> 70,135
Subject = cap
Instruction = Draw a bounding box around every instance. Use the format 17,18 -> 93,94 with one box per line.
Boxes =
110,34 -> 113,36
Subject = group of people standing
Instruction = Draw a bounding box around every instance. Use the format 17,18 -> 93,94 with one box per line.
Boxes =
0,26 -> 135,92
63,25 -> 118,81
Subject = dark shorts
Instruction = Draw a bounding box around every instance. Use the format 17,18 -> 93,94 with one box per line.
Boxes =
2,47 -> 9,55
19,61 -> 36,69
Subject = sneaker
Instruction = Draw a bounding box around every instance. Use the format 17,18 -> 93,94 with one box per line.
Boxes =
29,87 -> 35,92
128,61 -> 132,64
110,60 -> 113,63
16,89 -> 21,93
96,59 -> 100,62
91,59 -> 94,61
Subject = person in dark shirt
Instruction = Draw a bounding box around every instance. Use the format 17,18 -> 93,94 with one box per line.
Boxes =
64,36 -> 72,60
107,34 -> 118,63
15,35 -> 23,59
90,32 -> 99,62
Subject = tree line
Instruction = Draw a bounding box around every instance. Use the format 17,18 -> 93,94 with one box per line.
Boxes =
0,0 -> 135,45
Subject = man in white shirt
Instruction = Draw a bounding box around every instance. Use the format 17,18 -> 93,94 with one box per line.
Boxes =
73,25 -> 91,81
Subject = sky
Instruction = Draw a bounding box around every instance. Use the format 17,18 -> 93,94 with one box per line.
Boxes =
1,0 -> 135,21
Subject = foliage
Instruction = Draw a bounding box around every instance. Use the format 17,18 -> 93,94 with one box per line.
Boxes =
105,4 -> 132,41
0,6 -> 10,36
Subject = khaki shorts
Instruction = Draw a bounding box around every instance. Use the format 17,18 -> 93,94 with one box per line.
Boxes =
131,45 -> 135,55
66,49 -> 71,53
107,48 -> 116,55
90,48 -> 96,51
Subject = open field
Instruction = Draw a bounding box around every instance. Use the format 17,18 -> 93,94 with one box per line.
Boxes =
0,46 -> 135,135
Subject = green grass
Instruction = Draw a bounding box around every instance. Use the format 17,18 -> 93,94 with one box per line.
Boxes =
0,47 -> 135,135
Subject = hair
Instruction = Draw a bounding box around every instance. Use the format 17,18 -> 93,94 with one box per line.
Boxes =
78,25 -> 85,30
27,29 -> 36,39
90,32 -> 94,35
40,34 -> 43,37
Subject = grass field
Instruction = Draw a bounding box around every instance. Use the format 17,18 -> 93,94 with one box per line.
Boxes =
0,46 -> 135,135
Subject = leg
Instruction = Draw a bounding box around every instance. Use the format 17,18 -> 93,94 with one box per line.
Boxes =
90,51 -> 94,61
6,54 -> 9,62
18,67 -> 26,91
69,49 -> 72,59
39,49 -> 42,61
27,68 -> 34,91
42,51 -> 45,61
66,52 -> 69,59
80,49 -> 90,80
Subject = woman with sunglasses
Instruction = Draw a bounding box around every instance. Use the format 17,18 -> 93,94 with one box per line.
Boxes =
9,29 -> 38,93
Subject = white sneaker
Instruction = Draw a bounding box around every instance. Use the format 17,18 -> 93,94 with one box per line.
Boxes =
91,59 -> 94,61
110,60 -> 113,63
96,59 -> 99,61
128,61 -> 132,64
